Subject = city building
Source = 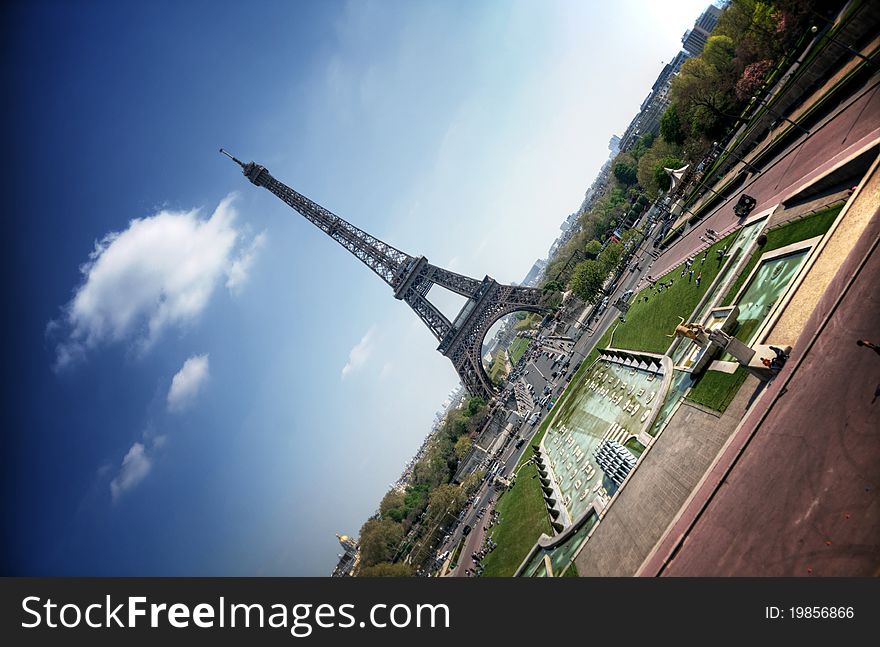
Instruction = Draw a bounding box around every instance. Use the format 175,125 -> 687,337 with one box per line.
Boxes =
620,50 -> 691,150
608,134 -> 621,156
521,259 -> 547,287
331,533 -> 360,577
681,4 -> 722,56
620,4 -> 721,152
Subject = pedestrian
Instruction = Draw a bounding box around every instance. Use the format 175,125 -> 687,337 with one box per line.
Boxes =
769,345 -> 789,361
701,252 -> 707,265
688,270 -> 693,282
695,272 -> 702,287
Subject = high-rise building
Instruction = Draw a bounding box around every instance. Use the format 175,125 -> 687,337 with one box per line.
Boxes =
608,135 -> 621,156
620,49 -> 691,150
522,259 -> 547,287
681,4 -> 722,56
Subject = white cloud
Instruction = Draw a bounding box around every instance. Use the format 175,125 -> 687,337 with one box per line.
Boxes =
341,326 -> 376,379
110,442 -> 152,502
107,424 -> 168,501
53,195 -> 263,369
226,230 -> 267,295
167,354 -> 210,412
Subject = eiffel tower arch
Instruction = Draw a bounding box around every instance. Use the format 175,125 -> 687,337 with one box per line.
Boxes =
221,150 -> 550,400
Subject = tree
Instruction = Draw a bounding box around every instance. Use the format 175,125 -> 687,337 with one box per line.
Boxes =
653,156 -> 686,192
660,105 -> 685,145
620,228 -> 641,248
735,59 -> 773,100
598,241 -> 624,274
401,486 -> 428,528
358,518 -> 404,567
425,483 -> 467,527
412,438 -> 450,488
629,132 -> 655,161
636,139 -> 683,197
613,159 -> 638,186
569,259 -> 606,304
460,470 -> 484,496
584,239 -> 603,258
702,34 -> 737,76
379,489 -> 406,522
670,57 -> 738,138
454,435 -> 472,461
465,397 -> 485,417
358,562 -> 414,577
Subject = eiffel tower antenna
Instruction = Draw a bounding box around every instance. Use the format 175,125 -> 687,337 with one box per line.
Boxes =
219,148 -> 244,168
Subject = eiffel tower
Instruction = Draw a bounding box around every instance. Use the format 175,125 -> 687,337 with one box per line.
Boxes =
221,149 -> 549,401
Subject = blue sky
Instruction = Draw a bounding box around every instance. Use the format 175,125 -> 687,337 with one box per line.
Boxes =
2,0 -> 711,575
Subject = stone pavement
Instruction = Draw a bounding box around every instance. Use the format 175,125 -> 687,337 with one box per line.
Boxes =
640,201 -> 880,576
573,378 -> 759,576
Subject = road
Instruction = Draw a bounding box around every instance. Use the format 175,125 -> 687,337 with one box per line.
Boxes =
650,76 -> 880,280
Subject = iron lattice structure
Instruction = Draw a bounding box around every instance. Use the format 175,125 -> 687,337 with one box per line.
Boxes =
221,150 -> 548,400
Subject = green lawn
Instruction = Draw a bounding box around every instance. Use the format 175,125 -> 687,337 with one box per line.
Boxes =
609,233 -> 737,353
479,323 -> 622,577
515,313 -> 542,331
685,367 -> 749,413
720,206 -> 841,306
479,412 -> 563,576
449,537 -> 464,570
488,350 -> 509,385
507,337 -> 530,366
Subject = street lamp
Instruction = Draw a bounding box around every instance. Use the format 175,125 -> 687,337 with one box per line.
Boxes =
750,95 -> 810,135
811,25 -> 876,66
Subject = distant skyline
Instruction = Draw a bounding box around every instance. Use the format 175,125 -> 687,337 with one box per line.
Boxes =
3,0 -> 713,575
